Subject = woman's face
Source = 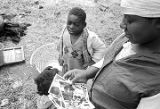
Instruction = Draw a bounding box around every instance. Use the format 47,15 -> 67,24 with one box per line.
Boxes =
67,14 -> 86,36
120,14 -> 158,44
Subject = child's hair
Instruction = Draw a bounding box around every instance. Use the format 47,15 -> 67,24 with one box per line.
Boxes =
68,7 -> 86,23
34,66 -> 59,95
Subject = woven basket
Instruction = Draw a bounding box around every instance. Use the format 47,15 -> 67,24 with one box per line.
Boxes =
0,43 -> 4,50
30,43 -> 60,73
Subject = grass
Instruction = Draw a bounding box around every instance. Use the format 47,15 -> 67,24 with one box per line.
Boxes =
0,0 -> 123,108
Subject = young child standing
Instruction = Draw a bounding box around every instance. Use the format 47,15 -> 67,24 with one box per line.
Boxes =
58,7 -> 106,75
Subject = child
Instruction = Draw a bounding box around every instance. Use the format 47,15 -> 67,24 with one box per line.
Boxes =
64,0 -> 160,109
58,7 -> 106,75
34,66 -> 59,109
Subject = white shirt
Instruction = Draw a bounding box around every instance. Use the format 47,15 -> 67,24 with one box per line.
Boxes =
92,42 -> 135,68
59,27 -> 106,63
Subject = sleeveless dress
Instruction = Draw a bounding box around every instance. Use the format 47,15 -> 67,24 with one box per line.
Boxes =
60,28 -> 93,74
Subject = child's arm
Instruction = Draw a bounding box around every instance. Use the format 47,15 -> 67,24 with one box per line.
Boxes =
90,34 -> 106,62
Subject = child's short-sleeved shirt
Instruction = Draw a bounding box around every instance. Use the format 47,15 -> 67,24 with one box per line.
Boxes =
58,28 -> 106,73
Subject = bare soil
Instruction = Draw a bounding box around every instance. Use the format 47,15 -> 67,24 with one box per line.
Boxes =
0,0 -> 123,108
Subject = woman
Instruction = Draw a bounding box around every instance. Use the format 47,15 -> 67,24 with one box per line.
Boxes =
64,0 -> 160,109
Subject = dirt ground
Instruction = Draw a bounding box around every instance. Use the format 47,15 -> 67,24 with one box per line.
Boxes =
0,0 -> 123,108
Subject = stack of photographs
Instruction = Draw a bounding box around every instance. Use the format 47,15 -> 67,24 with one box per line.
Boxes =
48,74 -> 95,109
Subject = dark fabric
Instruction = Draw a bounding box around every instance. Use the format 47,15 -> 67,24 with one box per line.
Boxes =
92,53 -> 160,109
94,33 -> 128,82
90,34 -> 160,109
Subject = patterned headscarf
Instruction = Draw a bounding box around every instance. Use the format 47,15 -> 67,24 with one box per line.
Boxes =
120,0 -> 160,17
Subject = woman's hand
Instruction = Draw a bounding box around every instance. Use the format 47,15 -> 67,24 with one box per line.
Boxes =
63,69 -> 88,84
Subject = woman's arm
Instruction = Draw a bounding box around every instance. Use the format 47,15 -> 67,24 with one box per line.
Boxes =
64,66 -> 99,83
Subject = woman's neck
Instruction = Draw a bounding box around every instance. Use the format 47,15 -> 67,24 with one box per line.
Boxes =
134,37 -> 160,52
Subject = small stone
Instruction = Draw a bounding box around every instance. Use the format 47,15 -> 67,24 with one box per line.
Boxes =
0,99 -> 9,107
39,6 -> 44,9
34,1 -> 39,5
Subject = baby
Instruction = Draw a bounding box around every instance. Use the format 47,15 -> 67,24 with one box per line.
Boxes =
34,66 -> 59,109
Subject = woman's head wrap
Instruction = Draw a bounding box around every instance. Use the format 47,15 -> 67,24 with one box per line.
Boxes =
120,0 -> 160,17
68,7 -> 86,22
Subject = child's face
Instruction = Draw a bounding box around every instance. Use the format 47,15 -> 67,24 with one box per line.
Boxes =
67,14 -> 86,36
120,14 -> 159,44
